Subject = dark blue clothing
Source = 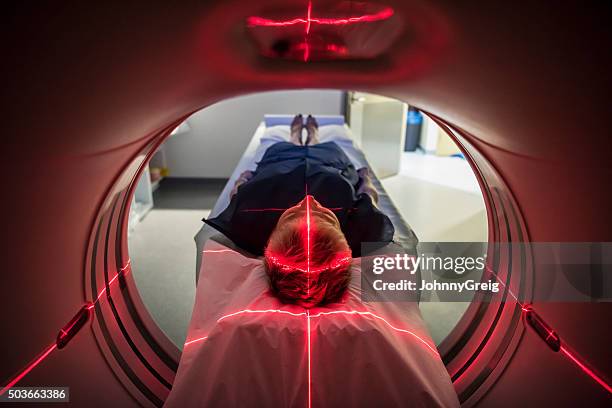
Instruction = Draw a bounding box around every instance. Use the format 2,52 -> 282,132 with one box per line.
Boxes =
204,142 -> 394,256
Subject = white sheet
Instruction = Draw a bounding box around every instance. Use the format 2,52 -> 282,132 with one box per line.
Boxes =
166,240 -> 460,407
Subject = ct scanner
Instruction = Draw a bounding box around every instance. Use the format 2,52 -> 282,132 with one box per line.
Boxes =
2,0 -> 611,406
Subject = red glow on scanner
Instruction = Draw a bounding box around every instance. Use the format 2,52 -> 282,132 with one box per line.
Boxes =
324,44 -> 347,53
303,40 -> 310,62
291,41 -> 348,56
247,1 -> 394,61
246,6 -> 394,28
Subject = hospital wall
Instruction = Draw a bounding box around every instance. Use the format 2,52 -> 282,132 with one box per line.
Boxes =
163,90 -> 345,178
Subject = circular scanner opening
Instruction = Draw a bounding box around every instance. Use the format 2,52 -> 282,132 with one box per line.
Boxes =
129,90 -> 488,348
85,90 -> 532,407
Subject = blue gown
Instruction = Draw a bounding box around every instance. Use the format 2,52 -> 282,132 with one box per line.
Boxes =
204,141 -> 394,256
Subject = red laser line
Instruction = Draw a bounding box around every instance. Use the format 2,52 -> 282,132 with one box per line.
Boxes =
266,253 -> 351,274
486,264 -> 609,392
484,264 -> 524,309
247,17 -> 306,27
94,260 -> 131,303
190,308 -> 437,356
305,0 -> 312,34
311,9 -> 394,25
560,346 -> 612,394
306,309 -> 312,408
310,310 -> 439,356
303,1 -> 312,63
2,259 -> 131,394
184,335 -> 208,347
0,343 -> 58,396
306,195 -> 312,295
186,310 -> 311,347
217,309 -> 307,323
246,7 -> 394,27
521,305 -> 612,394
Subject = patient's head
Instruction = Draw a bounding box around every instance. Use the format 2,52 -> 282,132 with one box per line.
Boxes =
265,195 -> 352,308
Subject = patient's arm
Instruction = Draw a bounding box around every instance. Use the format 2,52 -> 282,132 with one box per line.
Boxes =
230,170 -> 254,197
356,167 -> 379,205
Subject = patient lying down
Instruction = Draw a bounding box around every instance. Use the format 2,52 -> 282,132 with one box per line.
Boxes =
205,114 -> 393,307
165,115 -> 460,407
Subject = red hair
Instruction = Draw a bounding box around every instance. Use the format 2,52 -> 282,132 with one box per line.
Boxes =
265,221 -> 352,308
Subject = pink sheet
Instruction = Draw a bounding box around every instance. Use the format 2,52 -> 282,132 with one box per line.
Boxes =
165,241 -> 459,407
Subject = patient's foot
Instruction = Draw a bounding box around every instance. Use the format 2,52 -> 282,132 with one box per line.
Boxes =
290,114 -> 303,145
305,115 -> 319,145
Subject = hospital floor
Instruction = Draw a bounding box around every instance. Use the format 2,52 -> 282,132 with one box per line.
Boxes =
128,179 -> 225,347
382,152 -> 487,344
129,153 -> 487,348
